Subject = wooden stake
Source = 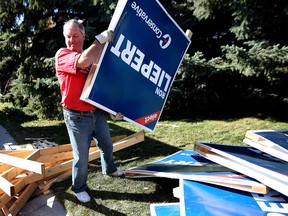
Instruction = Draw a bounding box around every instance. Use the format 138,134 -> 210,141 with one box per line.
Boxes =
8,183 -> 38,216
0,176 -> 14,197
0,153 -> 44,174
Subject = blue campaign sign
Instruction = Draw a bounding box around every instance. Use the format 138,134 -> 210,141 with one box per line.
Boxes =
125,150 -> 268,194
195,142 -> 288,176
246,129 -> 288,148
81,0 -> 191,132
126,150 -> 230,173
254,130 -> 288,145
195,142 -> 288,197
244,129 -> 288,162
150,203 -> 180,216
180,180 -> 288,216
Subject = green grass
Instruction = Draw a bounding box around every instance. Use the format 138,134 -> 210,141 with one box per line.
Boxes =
1,102 -> 288,215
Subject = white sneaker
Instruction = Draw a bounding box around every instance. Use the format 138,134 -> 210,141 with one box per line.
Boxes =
75,191 -> 91,203
108,168 -> 125,177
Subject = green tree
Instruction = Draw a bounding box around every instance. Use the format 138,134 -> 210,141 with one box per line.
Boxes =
164,0 -> 288,119
0,0 -> 287,120
0,0 -> 116,119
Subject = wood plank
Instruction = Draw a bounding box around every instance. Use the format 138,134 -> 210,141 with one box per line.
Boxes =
1,150 -> 41,181
0,149 -> 42,197
0,153 -> 44,174
8,182 -> 38,216
0,167 -> 19,184
0,193 -> 11,209
0,176 -> 14,197
87,130 -> 144,162
38,144 -> 72,156
37,151 -> 73,165
1,205 -> 9,216
0,178 -> 25,209
90,135 -> 127,147
112,135 -> 127,143
0,150 -> 34,158
0,168 -> 60,205
38,169 -> 72,193
113,130 -> 145,152
0,163 -> 13,174
197,179 -> 269,194
23,159 -> 73,185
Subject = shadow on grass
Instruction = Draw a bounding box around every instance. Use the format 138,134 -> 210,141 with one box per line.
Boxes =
52,177 -> 179,216
0,108 -> 33,143
53,190 -> 129,216
0,107 -> 69,145
108,122 -> 181,162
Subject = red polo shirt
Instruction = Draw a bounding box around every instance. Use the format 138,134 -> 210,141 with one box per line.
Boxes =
55,48 -> 96,111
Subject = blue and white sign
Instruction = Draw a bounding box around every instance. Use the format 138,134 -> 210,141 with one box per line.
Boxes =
150,203 -> 180,216
195,142 -> 288,197
81,0 -> 191,132
180,180 -> 288,216
125,150 -> 267,194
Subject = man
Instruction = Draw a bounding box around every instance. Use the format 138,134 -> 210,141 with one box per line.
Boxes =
55,19 -> 124,203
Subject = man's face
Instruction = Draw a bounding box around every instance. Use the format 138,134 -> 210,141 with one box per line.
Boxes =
63,23 -> 85,53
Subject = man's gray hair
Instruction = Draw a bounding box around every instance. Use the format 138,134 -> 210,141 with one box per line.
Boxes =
63,19 -> 85,35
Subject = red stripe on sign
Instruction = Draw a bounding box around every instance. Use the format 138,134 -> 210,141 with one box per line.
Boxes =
134,111 -> 161,126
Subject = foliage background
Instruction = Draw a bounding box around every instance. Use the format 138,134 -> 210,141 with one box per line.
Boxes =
0,1 -> 288,215
0,0 -> 287,120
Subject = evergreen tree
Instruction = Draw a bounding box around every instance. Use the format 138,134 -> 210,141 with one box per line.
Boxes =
0,0 -> 115,119
164,0 -> 288,119
0,0 -> 287,120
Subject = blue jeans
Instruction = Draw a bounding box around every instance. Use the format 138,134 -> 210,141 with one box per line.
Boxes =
63,108 -> 117,193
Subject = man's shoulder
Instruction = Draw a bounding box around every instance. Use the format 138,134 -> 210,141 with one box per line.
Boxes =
55,48 -> 71,57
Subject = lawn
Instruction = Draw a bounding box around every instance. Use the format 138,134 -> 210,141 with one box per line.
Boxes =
1,102 -> 287,215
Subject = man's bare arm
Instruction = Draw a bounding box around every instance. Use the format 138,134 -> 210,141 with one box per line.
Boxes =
76,30 -> 114,68
77,40 -> 104,68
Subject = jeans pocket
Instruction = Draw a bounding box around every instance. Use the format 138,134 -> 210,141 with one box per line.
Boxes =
64,111 -> 82,128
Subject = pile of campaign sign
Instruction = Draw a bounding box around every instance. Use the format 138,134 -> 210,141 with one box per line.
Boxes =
125,130 -> 288,216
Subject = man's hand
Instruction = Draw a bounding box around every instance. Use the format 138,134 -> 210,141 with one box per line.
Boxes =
110,112 -> 124,121
95,30 -> 114,44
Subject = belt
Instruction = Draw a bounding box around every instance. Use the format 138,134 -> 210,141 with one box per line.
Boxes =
63,107 -> 95,114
